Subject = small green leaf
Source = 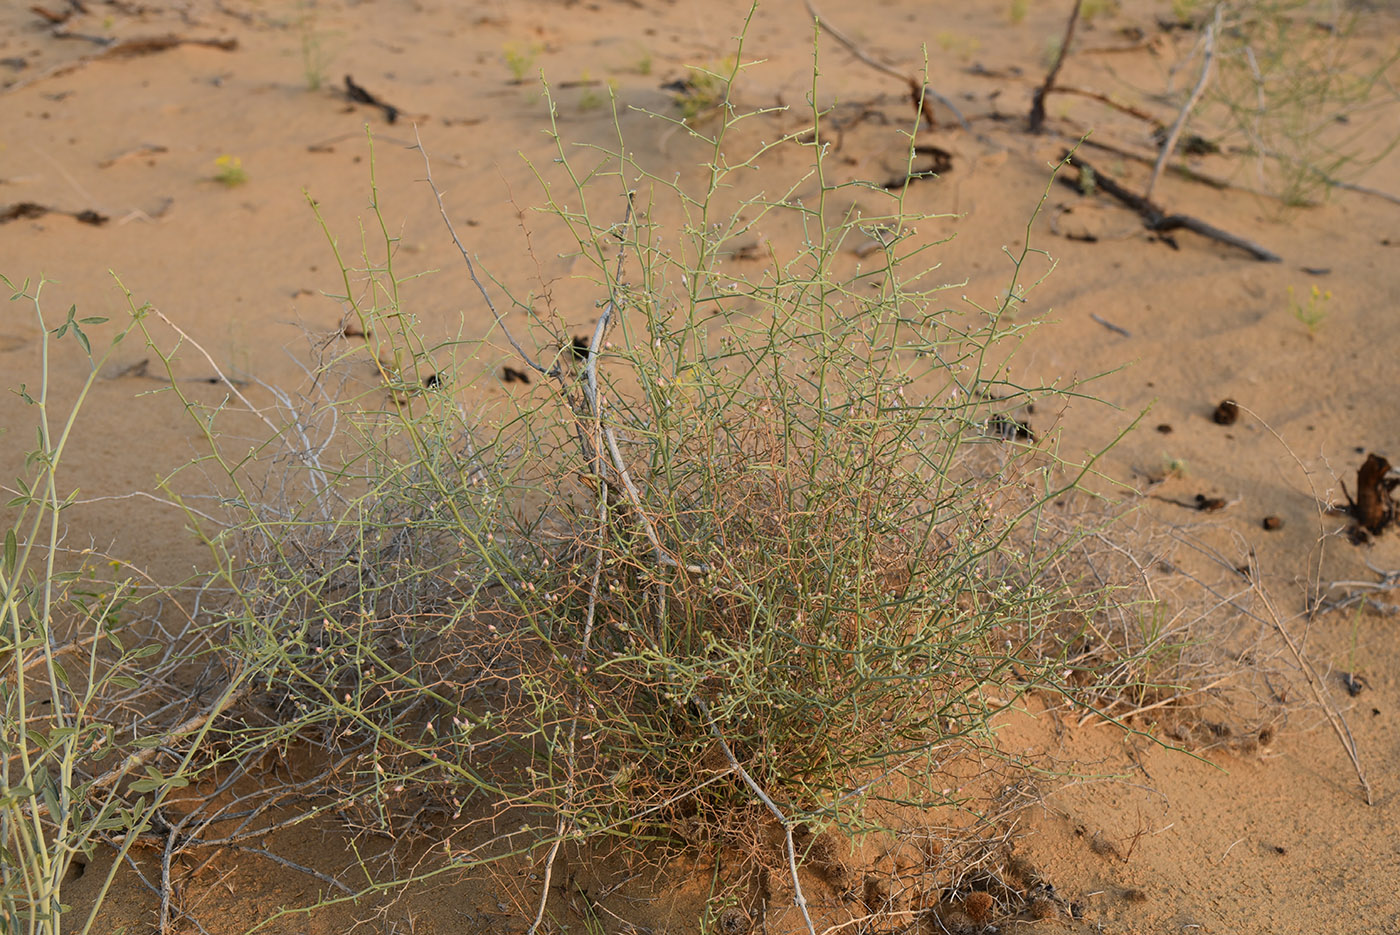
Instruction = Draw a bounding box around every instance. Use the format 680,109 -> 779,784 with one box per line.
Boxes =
40,781 -> 62,822
4,529 -> 16,574
45,726 -> 77,748
79,316 -> 108,325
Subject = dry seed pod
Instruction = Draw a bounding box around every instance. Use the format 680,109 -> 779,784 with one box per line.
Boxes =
964,891 -> 994,925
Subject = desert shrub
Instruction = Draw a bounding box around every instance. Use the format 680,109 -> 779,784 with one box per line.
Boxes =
1175,0 -> 1399,203
5,26 -> 1200,935
0,278 -> 244,935
126,36 -> 1166,914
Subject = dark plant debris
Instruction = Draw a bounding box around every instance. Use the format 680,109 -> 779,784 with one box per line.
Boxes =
1060,152 -> 1281,262
880,144 -> 953,189
1195,494 -> 1227,512
1,202 -> 107,225
988,412 -> 1034,442
1212,399 -> 1239,425
344,74 -> 400,123
1343,452 -> 1397,538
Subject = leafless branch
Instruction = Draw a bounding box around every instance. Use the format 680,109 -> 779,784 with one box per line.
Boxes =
1030,0 -> 1083,133
699,699 -> 818,935
416,129 -> 562,382
1252,567 -> 1372,805
803,0 -> 969,131
1145,7 -> 1220,202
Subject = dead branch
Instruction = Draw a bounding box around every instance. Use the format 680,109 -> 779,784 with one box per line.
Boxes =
1324,177 -> 1400,207
1314,556 -> 1400,614
418,133 -> 707,577
1,201 -> 107,225
344,74 -> 401,124
101,833 -> 214,935
87,680 -> 250,794
159,810 -> 193,935
1089,313 -> 1131,337
700,699 -> 818,935
5,34 -> 237,93
1146,523 -> 1368,804
1252,563 -> 1373,806
104,35 -> 238,57
1145,7 -> 1220,201
1075,136 -> 1228,189
1151,214 -> 1280,262
1062,151 -> 1281,262
228,843 -> 354,895
1053,85 -> 1162,125
526,202 -> 635,935
803,0 -> 968,131
1074,132 -> 1373,207
879,144 -> 952,189
1029,0 -> 1083,133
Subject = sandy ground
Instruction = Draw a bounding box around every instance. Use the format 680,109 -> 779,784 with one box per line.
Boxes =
3,0 -> 1400,932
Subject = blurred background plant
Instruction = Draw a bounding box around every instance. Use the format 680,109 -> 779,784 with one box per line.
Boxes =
1170,0 -> 1399,204
296,1 -> 335,92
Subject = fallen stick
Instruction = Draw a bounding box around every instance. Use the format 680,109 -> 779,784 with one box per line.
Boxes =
1075,135 -> 1229,190
344,74 -> 400,124
30,4 -> 70,24
95,35 -> 238,57
1323,177 -> 1400,207
98,142 -> 168,168
86,682 -> 251,794
1063,151 -> 1281,262
0,201 -> 107,225
803,0 -> 968,131
1089,312 -> 1130,337
3,34 -> 237,94
1051,85 -> 1161,125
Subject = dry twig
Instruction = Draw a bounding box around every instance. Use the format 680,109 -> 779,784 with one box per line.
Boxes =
1252,565 -> 1372,805
699,700 -> 818,935
802,0 -> 969,132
